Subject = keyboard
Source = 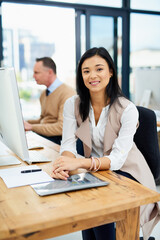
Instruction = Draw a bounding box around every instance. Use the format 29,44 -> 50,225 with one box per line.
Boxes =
28,150 -> 51,163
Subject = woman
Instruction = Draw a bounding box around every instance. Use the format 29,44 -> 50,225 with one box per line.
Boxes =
51,47 -> 159,240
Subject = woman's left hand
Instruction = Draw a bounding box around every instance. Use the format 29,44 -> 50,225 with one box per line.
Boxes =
52,156 -> 81,173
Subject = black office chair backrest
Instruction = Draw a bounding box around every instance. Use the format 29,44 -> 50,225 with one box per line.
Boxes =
134,106 -> 160,180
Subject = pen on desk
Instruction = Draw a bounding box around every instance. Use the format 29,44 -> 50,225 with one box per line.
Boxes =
21,169 -> 42,173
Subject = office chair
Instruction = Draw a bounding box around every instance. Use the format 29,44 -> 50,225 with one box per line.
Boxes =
117,107 -> 160,240
134,106 -> 160,240
134,106 -> 160,183
115,106 -> 160,240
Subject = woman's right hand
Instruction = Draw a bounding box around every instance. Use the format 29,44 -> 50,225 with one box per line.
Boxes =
50,169 -> 69,180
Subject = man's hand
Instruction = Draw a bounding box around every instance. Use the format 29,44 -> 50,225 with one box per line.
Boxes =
24,121 -> 32,131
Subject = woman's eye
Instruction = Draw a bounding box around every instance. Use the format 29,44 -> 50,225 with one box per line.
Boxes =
83,70 -> 89,74
97,68 -> 103,72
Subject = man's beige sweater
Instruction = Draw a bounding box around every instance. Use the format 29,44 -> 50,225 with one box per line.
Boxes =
28,84 -> 75,136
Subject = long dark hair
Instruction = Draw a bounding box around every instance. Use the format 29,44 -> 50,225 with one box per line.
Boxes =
76,47 -> 125,121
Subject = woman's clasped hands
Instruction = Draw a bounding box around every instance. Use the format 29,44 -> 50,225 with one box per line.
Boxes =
51,156 -> 81,180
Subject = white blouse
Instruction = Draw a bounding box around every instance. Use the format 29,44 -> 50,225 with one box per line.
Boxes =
60,95 -> 139,171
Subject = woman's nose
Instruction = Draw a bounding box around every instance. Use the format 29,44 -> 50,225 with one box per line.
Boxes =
90,71 -> 96,79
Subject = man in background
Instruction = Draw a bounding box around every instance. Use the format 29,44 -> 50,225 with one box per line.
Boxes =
24,57 -> 75,144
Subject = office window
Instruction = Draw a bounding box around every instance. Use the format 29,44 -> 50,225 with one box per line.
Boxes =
46,0 -> 122,8
117,17 -> 122,87
90,16 -> 114,57
80,14 -> 86,56
2,3 -> 75,119
131,0 -> 160,11
130,13 -> 160,110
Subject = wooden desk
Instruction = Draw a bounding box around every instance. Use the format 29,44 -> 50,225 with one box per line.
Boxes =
0,132 -> 160,240
157,121 -> 160,127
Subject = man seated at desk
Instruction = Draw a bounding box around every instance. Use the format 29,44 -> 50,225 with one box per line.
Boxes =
24,57 -> 76,145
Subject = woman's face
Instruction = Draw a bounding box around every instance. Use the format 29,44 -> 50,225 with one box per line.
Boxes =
81,55 -> 113,95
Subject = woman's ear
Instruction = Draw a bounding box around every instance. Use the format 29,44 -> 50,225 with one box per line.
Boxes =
110,69 -> 113,78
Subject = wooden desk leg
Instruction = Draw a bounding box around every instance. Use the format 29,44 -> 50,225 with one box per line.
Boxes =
116,207 -> 140,240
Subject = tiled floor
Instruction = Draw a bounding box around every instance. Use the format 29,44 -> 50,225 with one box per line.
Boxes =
49,185 -> 160,240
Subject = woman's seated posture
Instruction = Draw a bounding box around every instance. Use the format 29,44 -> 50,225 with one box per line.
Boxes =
51,47 -> 160,240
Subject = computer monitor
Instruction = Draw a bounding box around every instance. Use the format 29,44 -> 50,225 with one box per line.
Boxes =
134,68 -> 160,110
0,67 -> 30,165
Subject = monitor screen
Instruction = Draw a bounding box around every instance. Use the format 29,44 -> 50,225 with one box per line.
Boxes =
0,67 -> 30,164
134,68 -> 160,110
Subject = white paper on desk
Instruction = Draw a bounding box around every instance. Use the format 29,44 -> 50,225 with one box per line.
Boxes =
0,165 -> 54,188
0,142 -> 8,155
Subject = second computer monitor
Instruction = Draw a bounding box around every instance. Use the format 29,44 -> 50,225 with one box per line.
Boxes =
0,67 -> 29,162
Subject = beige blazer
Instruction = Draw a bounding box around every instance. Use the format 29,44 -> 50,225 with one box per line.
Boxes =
74,96 -> 160,240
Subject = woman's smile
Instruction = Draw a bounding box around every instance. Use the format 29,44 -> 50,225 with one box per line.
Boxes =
89,80 -> 100,86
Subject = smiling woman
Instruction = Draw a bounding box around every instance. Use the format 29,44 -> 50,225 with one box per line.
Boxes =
50,47 -> 160,240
